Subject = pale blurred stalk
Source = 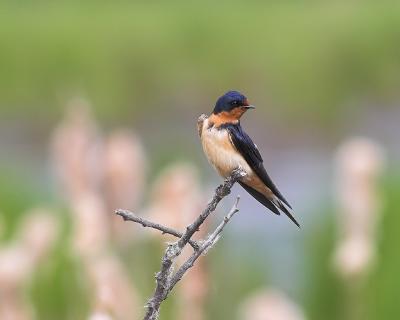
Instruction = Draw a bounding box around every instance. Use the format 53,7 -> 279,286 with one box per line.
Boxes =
51,99 -> 141,320
145,163 -> 208,320
333,137 -> 385,320
239,288 -> 306,320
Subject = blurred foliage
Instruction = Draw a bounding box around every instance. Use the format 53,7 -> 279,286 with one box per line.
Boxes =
207,236 -> 270,320
0,167 -> 45,240
30,214 -> 90,320
366,173 -> 400,319
1,1 -> 400,125
1,170 -> 399,319
305,172 -> 400,320
305,211 -> 345,320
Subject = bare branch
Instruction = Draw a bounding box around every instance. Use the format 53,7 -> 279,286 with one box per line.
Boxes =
115,209 -> 200,250
168,196 -> 240,291
176,168 -> 246,251
144,243 -> 178,320
115,168 -> 246,320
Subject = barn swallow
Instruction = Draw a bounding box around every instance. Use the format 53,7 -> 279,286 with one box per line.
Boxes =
198,90 -> 299,227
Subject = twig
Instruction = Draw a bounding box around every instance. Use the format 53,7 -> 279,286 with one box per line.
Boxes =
115,168 -> 246,320
176,168 -> 246,250
168,196 -> 240,291
115,209 -> 200,250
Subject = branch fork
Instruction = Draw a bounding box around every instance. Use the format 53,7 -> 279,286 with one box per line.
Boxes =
115,168 -> 246,320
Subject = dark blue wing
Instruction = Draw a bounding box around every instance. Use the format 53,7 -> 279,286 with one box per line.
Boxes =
225,123 -> 292,209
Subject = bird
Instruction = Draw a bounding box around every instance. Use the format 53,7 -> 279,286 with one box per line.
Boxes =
198,90 -> 300,227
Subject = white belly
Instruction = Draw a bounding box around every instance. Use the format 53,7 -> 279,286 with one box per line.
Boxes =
201,119 -> 252,178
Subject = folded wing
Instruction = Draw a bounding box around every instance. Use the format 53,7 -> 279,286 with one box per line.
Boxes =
225,123 -> 300,227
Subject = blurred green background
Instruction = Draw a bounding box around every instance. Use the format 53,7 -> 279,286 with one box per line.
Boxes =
1,1 -> 400,319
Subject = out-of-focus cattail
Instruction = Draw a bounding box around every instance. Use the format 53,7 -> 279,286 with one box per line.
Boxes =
88,312 -> 114,320
71,192 -> 140,320
0,246 -> 32,294
333,137 -> 385,278
70,193 -> 110,259
0,246 -> 34,320
146,163 -> 203,233
86,256 -> 139,320
0,248 -> 37,320
0,208 -> 59,288
0,297 -> 33,320
145,163 -> 208,320
104,129 -> 146,211
18,208 -> 59,263
0,208 -> 60,320
51,98 -> 103,203
176,260 -> 208,320
239,289 -> 306,320
51,99 -> 140,320
104,130 -> 146,243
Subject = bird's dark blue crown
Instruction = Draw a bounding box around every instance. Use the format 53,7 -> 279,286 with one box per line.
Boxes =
213,90 -> 248,114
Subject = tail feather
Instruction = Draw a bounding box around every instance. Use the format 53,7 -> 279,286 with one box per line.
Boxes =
239,181 -> 281,216
239,181 -> 300,228
272,197 -> 300,228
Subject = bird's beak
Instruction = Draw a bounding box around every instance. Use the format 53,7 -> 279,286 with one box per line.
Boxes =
245,105 -> 255,110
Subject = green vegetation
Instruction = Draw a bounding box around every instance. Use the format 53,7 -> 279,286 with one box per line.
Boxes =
1,1 -> 400,123
1,170 -> 400,320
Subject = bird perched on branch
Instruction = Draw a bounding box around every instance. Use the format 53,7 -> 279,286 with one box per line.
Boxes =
198,90 -> 299,227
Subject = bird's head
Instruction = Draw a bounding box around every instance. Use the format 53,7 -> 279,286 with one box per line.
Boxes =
212,91 -> 255,121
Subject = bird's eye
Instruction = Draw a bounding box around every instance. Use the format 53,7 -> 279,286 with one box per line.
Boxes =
231,100 -> 238,106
